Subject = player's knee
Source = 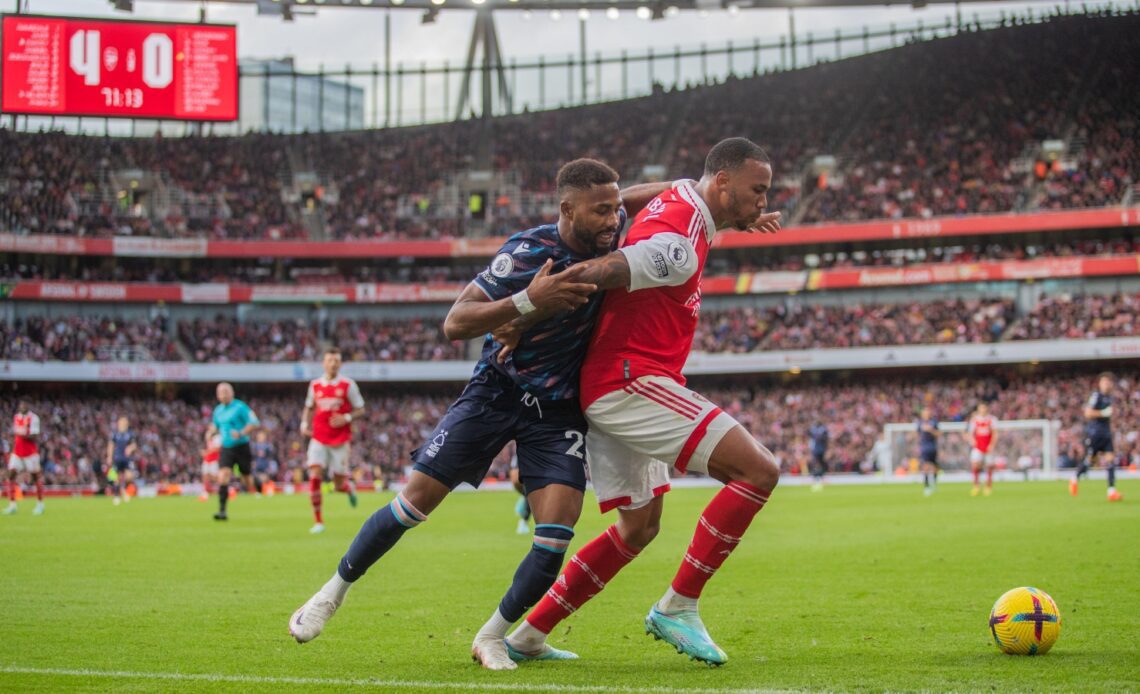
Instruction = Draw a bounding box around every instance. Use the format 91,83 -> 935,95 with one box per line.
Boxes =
741,445 -> 780,491
617,515 -> 660,550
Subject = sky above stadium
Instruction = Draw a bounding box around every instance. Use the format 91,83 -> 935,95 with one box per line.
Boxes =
12,0 -> 1057,68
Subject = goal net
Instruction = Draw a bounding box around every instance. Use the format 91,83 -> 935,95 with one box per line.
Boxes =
881,419 -> 1061,476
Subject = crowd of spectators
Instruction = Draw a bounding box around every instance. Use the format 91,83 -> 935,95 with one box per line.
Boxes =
177,317 -> 321,363
1,12 -> 1135,240
1006,293 -> 1140,340
10,289 -> 1140,363
327,317 -> 465,361
4,368 -> 1135,489
0,316 -> 178,362
695,299 -> 1015,352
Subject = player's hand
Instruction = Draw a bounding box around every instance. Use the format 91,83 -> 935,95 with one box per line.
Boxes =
492,321 -> 523,364
230,430 -> 241,440
299,422 -> 311,437
329,414 -> 349,428
525,259 -> 597,313
744,211 -> 782,234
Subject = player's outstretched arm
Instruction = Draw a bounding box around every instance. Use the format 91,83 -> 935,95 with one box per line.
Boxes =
444,259 -> 596,340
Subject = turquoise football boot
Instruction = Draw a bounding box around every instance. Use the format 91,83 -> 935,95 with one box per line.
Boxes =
645,605 -> 728,666
505,641 -> 579,662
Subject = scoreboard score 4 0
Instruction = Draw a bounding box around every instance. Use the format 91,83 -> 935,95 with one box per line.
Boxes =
1,14 -> 237,122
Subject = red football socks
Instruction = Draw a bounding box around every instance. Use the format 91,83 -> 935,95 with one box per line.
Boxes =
671,481 -> 770,599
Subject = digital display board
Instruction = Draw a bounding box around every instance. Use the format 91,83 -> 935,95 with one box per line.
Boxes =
1,15 -> 237,121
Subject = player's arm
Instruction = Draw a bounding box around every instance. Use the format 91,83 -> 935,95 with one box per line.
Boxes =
105,439 -> 114,466
240,410 -> 260,437
300,384 -> 315,436
570,231 -> 699,292
618,181 -> 673,217
126,439 -> 138,457
205,424 -> 218,444
444,258 -> 596,340
330,382 -> 365,428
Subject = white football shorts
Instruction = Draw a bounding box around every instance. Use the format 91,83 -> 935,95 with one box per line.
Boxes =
970,448 -> 993,466
584,375 -> 738,512
7,453 -> 41,474
307,439 -> 351,476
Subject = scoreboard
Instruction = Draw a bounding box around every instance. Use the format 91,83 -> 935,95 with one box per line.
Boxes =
1,14 -> 237,121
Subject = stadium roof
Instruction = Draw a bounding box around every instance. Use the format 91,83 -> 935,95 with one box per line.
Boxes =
154,0 -> 1057,12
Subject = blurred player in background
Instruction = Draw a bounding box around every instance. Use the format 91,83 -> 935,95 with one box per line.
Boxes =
252,430 -> 278,495
106,416 -> 138,506
199,431 -> 222,502
4,400 -> 44,516
917,406 -> 940,496
808,420 -> 829,492
968,402 -> 998,496
300,348 -> 365,534
289,161 -> 671,670
208,382 -> 261,521
506,138 -> 783,666
1071,372 -> 1121,501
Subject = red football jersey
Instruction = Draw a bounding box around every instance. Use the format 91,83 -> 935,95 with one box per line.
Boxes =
12,412 -> 39,457
203,435 -> 221,464
970,414 -> 996,453
306,376 -> 364,447
580,181 -> 716,408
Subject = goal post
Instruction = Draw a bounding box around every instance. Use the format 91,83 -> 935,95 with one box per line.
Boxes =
881,419 -> 1061,476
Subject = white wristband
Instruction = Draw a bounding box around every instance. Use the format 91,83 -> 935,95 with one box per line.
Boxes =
512,289 -> 537,316
344,414 -> 353,423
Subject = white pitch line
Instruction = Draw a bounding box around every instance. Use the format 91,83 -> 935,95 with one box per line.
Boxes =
0,665 -> 792,693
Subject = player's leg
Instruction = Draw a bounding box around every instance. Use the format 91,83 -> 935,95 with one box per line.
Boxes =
1104,451 -> 1123,501
970,450 -> 982,495
123,466 -> 133,503
1073,437 -> 1093,495
647,422 -> 777,665
308,463 -> 325,533
215,456 -> 233,520
331,444 -> 357,508
4,461 -> 18,513
475,482 -> 583,669
291,390 -> 511,644
473,408 -> 588,669
507,495 -> 662,659
984,456 -> 995,495
289,469 -> 446,643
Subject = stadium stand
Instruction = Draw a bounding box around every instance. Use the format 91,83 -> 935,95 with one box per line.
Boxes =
2,12 -> 1136,240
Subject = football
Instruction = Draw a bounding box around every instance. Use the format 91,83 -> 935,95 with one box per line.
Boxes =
988,587 -> 1062,655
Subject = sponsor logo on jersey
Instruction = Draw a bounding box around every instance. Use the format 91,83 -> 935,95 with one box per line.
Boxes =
491,253 -> 515,278
651,252 -> 669,278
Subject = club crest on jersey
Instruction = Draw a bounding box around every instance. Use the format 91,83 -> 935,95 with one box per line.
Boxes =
490,253 -> 514,278
667,241 -> 688,267
425,430 -> 448,458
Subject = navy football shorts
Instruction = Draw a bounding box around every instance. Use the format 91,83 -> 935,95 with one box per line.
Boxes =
1084,432 -> 1114,456
412,368 -> 588,493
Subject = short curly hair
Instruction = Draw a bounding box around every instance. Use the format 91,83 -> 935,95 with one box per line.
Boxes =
556,158 -> 620,196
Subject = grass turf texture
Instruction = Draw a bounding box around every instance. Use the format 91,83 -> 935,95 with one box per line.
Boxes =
1,481 -> 1136,693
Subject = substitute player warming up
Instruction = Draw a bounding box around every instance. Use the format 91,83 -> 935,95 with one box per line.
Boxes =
507,138 -> 783,666
4,401 -> 44,516
300,347 -> 365,534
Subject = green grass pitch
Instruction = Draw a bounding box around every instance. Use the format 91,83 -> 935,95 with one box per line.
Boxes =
1,480 -> 1136,693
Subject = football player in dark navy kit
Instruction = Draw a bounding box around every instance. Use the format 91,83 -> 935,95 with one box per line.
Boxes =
289,159 -> 672,669
917,407 -> 940,496
1071,372 -> 1122,501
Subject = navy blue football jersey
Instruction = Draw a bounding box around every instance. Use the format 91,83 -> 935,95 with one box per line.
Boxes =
471,216 -> 623,401
1086,391 -> 1112,436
